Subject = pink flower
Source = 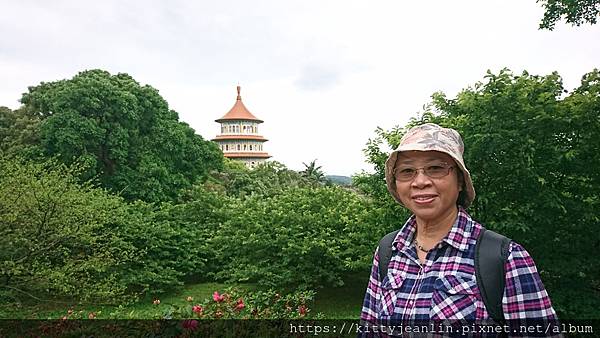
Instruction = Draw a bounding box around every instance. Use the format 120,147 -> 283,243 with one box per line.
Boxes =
235,298 -> 245,311
182,319 -> 198,331
298,305 -> 307,317
212,291 -> 224,302
192,305 -> 203,315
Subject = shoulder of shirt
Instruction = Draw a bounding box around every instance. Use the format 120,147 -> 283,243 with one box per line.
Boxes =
449,207 -> 484,251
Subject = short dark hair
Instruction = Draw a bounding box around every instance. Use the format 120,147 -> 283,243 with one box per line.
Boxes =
456,169 -> 467,207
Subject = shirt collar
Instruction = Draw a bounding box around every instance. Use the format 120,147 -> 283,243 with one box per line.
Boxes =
392,207 -> 474,253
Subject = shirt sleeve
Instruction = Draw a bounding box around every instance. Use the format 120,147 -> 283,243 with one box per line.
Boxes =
502,241 -> 560,336
358,247 -> 382,338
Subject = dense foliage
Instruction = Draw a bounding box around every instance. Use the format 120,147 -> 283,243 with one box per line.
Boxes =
0,158 -> 133,302
357,69 -> 600,318
202,159 -> 312,198
0,155 -> 381,305
0,106 -> 41,159
16,69 -> 223,202
2,68 -> 599,321
213,186 -> 379,289
538,0 -> 600,30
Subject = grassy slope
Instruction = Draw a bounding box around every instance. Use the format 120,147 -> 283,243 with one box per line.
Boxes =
1,273 -> 369,319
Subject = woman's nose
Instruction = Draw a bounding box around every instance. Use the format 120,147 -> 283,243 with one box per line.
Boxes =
411,169 -> 432,187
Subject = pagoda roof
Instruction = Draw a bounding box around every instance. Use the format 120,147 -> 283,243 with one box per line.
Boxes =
224,152 -> 271,159
212,135 -> 268,142
216,86 -> 264,123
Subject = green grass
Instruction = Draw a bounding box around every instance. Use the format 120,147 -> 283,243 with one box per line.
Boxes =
1,273 -> 369,319
312,272 -> 368,319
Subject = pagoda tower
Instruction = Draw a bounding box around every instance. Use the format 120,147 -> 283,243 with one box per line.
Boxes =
212,86 -> 271,168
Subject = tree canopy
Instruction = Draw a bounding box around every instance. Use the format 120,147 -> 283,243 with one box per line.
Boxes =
17,69 -> 223,202
539,0 -> 600,30
0,106 -> 40,158
300,159 -> 328,185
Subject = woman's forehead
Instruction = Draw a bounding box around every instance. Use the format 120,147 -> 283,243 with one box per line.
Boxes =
395,151 -> 454,164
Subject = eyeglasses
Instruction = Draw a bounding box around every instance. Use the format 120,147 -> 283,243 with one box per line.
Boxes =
394,164 -> 454,181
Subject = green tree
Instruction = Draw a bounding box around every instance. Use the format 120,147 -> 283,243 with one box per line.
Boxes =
112,194 -> 231,295
0,106 -> 42,158
212,186 -> 380,289
300,159 -> 327,184
0,157 -> 135,302
539,0 -> 600,30
0,156 -> 232,303
353,125 -> 415,236
203,159 -> 311,198
19,69 -> 223,202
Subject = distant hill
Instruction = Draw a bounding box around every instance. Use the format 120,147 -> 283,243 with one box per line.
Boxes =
326,175 -> 352,186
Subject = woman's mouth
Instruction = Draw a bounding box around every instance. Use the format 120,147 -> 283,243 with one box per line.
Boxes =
412,194 -> 437,204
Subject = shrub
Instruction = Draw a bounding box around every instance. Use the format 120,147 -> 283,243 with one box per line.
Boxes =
213,186 -> 380,289
0,157 -> 135,302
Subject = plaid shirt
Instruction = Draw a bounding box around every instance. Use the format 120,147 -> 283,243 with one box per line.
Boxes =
359,208 -> 558,337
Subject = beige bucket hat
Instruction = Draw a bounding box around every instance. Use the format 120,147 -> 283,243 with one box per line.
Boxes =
384,123 -> 476,208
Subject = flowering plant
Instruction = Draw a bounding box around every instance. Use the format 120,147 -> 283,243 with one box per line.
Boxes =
162,288 -> 318,320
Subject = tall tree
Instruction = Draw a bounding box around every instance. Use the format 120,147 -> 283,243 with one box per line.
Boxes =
19,69 -> 223,202
538,0 -> 600,30
300,159 -> 327,184
0,106 -> 41,158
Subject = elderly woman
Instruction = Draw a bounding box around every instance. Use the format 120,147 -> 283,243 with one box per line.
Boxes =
359,123 -> 558,336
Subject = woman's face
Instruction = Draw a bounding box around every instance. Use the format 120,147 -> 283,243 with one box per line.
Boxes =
394,151 -> 462,225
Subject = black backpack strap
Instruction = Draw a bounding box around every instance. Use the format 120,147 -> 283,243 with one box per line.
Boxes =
377,230 -> 400,282
475,228 -> 511,324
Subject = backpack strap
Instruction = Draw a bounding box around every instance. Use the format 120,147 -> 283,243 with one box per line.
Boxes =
377,230 -> 400,282
475,228 -> 511,324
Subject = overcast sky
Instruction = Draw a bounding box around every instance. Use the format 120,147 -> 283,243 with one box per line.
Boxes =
1,1 -> 599,176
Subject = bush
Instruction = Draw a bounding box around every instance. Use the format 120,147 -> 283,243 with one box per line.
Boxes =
213,186 -> 380,289
0,157 -> 135,302
109,187 -> 232,295
0,157 -> 232,303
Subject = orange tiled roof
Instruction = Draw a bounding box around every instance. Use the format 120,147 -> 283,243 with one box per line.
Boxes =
224,152 -> 271,159
212,135 -> 268,142
215,86 -> 264,123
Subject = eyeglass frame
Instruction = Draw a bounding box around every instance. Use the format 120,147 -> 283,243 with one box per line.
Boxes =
393,163 -> 455,182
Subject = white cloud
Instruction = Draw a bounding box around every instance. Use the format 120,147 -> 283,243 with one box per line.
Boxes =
1,0 -> 599,176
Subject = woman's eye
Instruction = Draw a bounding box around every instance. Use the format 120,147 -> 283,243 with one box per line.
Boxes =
428,165 -> 444,171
